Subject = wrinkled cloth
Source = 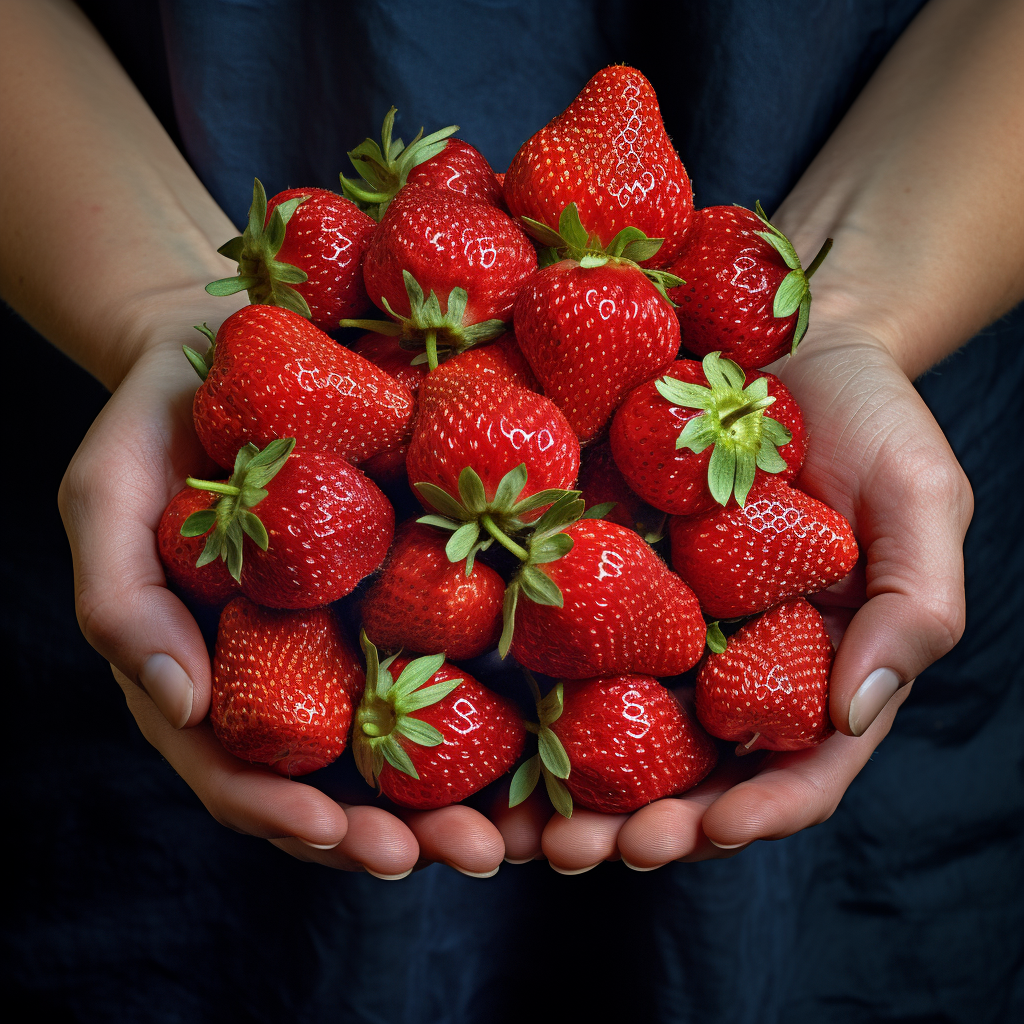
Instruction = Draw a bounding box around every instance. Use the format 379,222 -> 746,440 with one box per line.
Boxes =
3,1 -> 1022,1021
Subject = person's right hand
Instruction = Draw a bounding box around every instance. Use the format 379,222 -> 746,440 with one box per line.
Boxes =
59,333 -> 506,878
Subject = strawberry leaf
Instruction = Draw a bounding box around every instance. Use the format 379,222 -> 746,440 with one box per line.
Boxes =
508,754 -> 542,807
705,621 -> 728,654
180,509 -> 216,538
414,482 -> 471,521
498,582 -> 519,659
773,269 -> 807,319
446,521 -> 481,562
542,769 -> 573,818
528,533 -> 574,564
537,680 -> 564,725
457,466 -> 488,513
762,417 -> 794,447
793,294 -> 812,352
416,514 -> 463,532
708,444 -> 737,507
492,464 -> 528,508
734,448 -> 757,506
581,501 -> 616,520
656,377 -> 715,410
518,566 -> 563,607
394,715 -> 444,748
240,510 -> 268,550
397,678 -> 463,713
381,735 -> 419,779
537,726 -> 570,779
755,441 -> 788,474
676,415 -> 716,454
391,653 -> 446,701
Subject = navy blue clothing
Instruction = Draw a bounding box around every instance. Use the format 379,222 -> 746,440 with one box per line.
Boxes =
3,2 -> 1023,1021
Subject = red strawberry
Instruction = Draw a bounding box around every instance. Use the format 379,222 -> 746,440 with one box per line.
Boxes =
513,229 -> 681,443
551,676 -> 717,813
360,520 -> 505,661
669,480 -> 859,618
609,353 -> 806,516
406,369 -> 580,569
211,597 -> 363,776
352,331 -> 429,393
184,439 -> 394,609
666,204 -> 832,368
187,305 -> 414,471
507,516 -> 706,679
405,137 -> 506,208
696,598 -> 835,752
504,66 -> 694,266
206,179 -> 375,330
577,443 -> 665,541
352,637 -> 525,809
157,485 -> 240,606
360,184 -> 537,369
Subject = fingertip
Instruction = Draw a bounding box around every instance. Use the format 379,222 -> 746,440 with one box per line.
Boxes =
541,808 -> 628,872
337,804 -> 419,878
404,804 -> 505,875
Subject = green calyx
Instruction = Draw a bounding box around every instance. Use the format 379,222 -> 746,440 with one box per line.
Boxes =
749,200 -> 833,353
415,463 -> 576,576
180,437 -> 295,581
655,351 -> 794,508
205,179 -> 312,318
705,621 -> 728,655
521,203 -> 685,304
352,632 -> 463,788
340,270 -> 505,371
508,674 -> 573,818
183,323 -> 217,381
339,106 -> 458,222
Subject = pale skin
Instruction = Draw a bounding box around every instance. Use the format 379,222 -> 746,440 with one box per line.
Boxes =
1,0 -> 1021,877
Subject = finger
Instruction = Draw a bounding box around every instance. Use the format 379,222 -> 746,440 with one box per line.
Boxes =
541,808 -> 628,874
700,684 -> 912,847
487,785 -> 553,864
617,756 -> 764,868
401,804 -> 506,878
60,353 -> 214,728
331,804 -> 420,878
115,666 -> 349,848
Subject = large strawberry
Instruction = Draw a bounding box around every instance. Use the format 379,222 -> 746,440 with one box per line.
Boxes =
356,184 -> 536,369
205,179 -> 375,330
666,203 -> 833,367
669,480 -> 859,618
183,439 -> 393,608
187,305 -> 414,471
509,675 -> 717,816
211,597 -> 364,776
504,66 -> 694,266
360,520 -> 505,661
503,501 -> 706,679
406,367 -> 580,569
609,352 -> 806,516
158,485 -> 240,607
513,204 -> 682,443
696,598 -> 834,753
352,636 -> 525,809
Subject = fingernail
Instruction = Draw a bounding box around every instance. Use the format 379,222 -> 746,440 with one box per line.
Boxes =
709,839 -> 748,850
503,856 -> 534,865
848,668 -> 901,736
449,863 -> 500,879
300,839 -> 340,851
621,857 -> 660,872
551,862 -> 600,875
365,867 -> 413,881
139,654 -> 194,729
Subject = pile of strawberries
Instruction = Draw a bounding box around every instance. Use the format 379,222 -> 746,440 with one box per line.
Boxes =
158,66 -> 856,820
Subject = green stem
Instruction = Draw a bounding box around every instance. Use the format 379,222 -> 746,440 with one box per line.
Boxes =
523,671 -> 543,707
425,329 -> 439,372
804,237 -> 833,279
719,394 -> 776,431
186,478 -> 241,497
480,513 -> 529,561
338,318 -> 403,336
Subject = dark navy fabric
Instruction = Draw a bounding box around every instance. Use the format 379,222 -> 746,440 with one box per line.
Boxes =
4,1 -> 1023,1021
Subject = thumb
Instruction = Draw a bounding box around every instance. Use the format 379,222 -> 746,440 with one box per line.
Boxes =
826,443 -> 973,737
58,351 -> 215,728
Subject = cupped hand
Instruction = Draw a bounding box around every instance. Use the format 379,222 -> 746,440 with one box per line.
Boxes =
490,325 -> 973,871
59,334 -> 505,877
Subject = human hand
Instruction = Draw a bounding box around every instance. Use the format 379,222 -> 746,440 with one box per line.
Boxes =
488,324 -> 973,871
59,334 -> 505,878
